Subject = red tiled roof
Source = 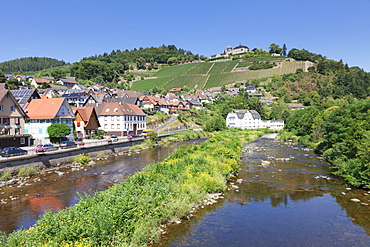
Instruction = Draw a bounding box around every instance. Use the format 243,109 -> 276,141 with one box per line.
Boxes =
26,98 -> 73,119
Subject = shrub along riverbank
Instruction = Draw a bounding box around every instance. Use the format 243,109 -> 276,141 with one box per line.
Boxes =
2,129 -> 264,246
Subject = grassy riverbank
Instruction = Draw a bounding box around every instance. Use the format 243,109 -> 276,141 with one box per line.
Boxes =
2,129 -> 264,246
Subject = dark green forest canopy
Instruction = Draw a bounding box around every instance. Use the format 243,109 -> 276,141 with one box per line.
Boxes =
82,44 -> 198,64
0,57 -> 68,74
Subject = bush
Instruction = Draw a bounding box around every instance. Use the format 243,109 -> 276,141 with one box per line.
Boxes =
17,166 -> 36,177
73,154 -> 91,164
96,153 -> 106,159
0,171 -> 11,181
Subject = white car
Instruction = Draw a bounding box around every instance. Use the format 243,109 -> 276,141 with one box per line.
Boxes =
109,136 -> 118,142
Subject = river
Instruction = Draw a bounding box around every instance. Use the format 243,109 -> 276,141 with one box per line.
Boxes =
153,135 -> 370,246
2,136 -> 370,246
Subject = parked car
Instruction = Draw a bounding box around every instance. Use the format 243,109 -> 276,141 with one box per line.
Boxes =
34,144 -> 59,153
110,136 -> 119,142
141,129 -> 152,138
0,147 -> 28,157
77,141 -> 85,146
128,134 -> 141,138
59,141 -> 77,149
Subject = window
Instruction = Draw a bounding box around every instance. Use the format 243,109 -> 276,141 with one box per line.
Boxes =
10,106 -> 15,112
104,124 -> 108,129
20,138 -> 25,144
116,116 -> 120,121
3,118 -> 10,125
77,122 -> 81,127
39,129 -> 43,134
104,116 -> 108,121
117,124 -> 120,129
111,124 -> 115,129
15,118 -> 20,125
111,116 -> 114,121
0,105 -> 2,111
15,128 -> 20,135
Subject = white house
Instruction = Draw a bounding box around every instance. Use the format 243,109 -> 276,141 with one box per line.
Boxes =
95,102 -> 147,136
24,98 -> 76,143
226,109 -> 284,130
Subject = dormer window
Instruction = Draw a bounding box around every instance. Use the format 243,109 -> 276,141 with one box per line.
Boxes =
10,106 -> 15,112
114,108 -> 118,112
105,108 -> 110,112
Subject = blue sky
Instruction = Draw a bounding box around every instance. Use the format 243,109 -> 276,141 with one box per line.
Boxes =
2,0 -> 370,71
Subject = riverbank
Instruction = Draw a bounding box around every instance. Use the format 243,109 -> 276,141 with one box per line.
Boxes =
2,129 -> 264,246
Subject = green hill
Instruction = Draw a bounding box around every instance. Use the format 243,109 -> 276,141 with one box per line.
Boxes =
130,57 -> 307,91
0,57 -> 68,74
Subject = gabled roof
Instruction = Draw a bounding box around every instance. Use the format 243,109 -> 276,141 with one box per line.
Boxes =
26,98 -> 74,119
140,95 -> 169,106
59,79 -> 77,84
0,90 -> 28,118
95,102 -> 146,116
116,90 -> 142,98
166,93 -> 179,100
61,92 -> 88,99
234,44 -> 249,50
232,109 -> 261,119
72,107 -> 100,127
49,84 -> 68,91
10,88 -> 40,105
187,100 -> 202,105
33,78 -> 50,84
0,83 -> 7,90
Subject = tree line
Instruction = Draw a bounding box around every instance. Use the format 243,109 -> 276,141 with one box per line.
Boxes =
0,57 -> 68,74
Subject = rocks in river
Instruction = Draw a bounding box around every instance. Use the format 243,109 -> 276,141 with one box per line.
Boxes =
260,160 -> 271,167
314,175 -> 332,180
361,203 -> 368,206
236,179 -> 243,184
341,192 -> 347,195
346,188 -> 352,190
231,184 -> 239,189
87,161 -> 96,166
350,198 -> 361,202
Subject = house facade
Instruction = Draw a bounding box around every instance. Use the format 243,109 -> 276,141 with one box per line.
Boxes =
0,90 -> 31,147
25,98 -> 76,144
226,109 -> 284,130
96,102 -> 147,136
139,95 -> 169,114
72,107 -> 100,139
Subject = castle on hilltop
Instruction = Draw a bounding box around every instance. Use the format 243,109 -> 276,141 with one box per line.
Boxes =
210,44 -> 249,59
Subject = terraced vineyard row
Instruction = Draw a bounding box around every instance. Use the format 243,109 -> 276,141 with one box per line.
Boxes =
184,62 -> 213,75
153,63 -> 197,77
164,74 -> 208,89
205,61 -> 306,88
131,60 -> 307,91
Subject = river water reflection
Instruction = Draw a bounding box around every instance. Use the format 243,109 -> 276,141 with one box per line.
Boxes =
154,135 -> 370,246
0,140 -> 204,234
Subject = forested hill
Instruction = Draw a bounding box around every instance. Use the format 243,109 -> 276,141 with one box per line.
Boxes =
83,45 -> 198,65
70,45 -> 199,83
0,57 -> 68,74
